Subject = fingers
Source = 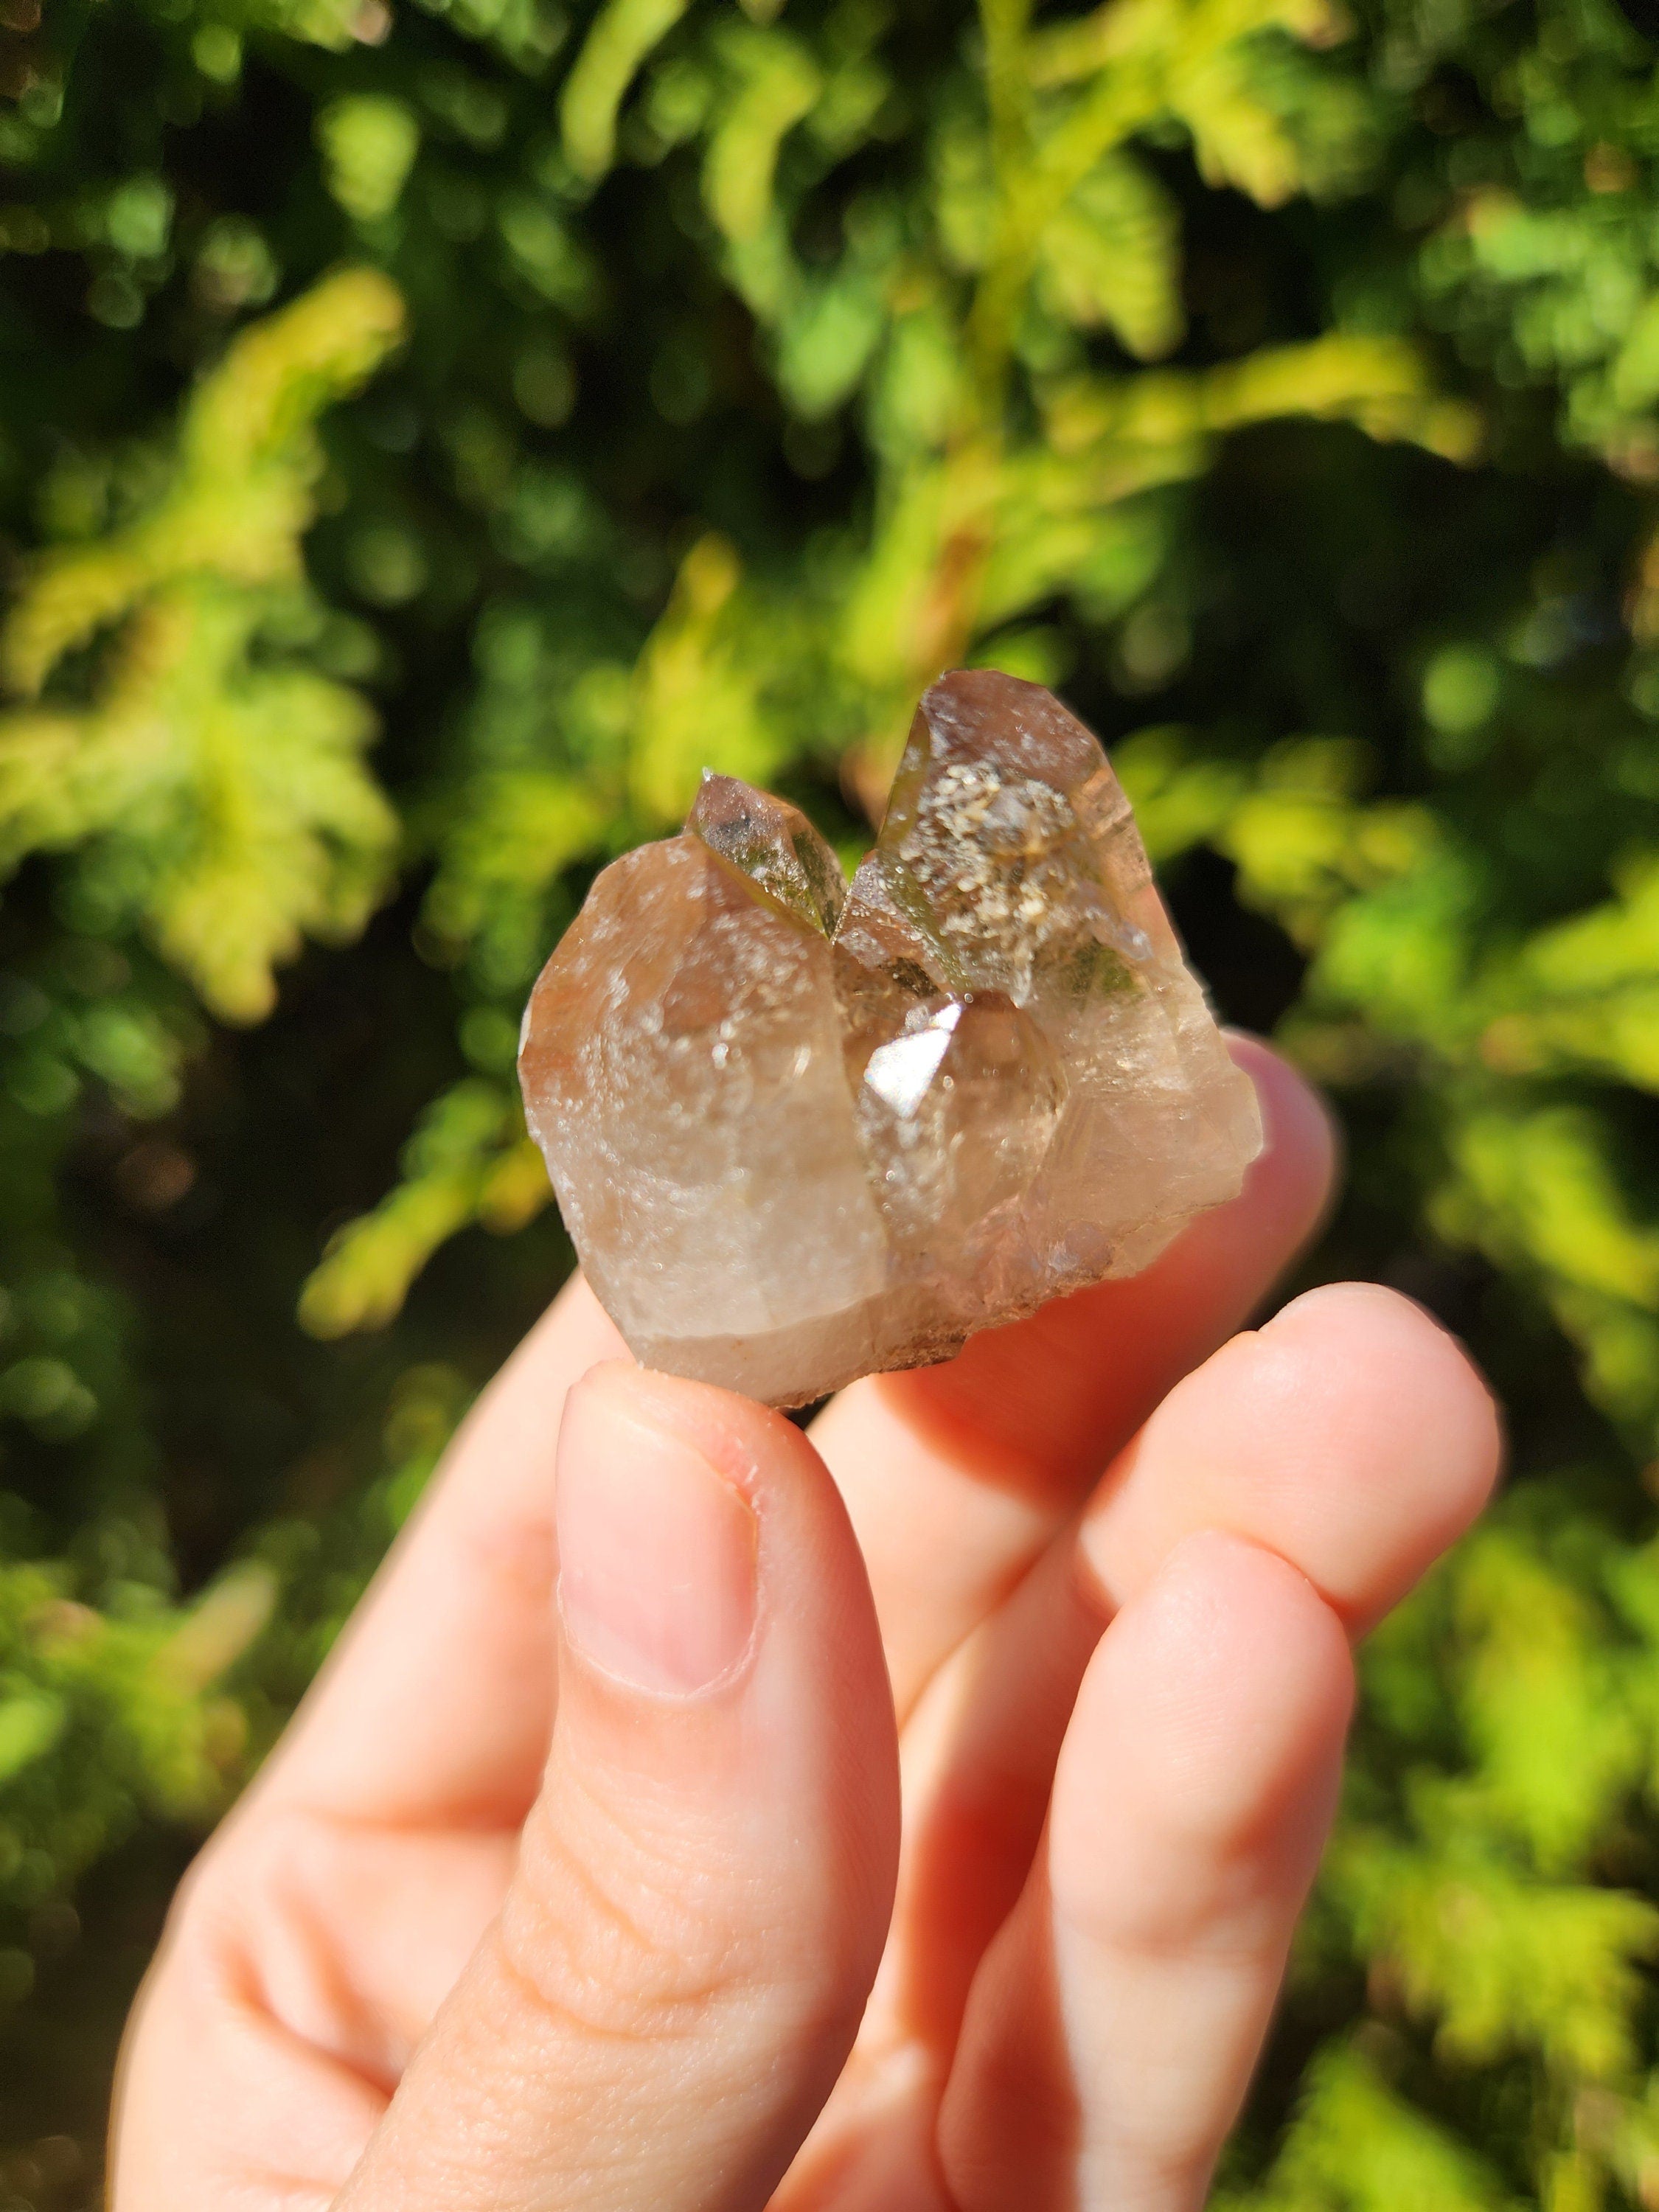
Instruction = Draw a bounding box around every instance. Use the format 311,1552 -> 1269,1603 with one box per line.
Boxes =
813,1037 -> 1336,1715
334,1364 -> 900,2212
939,1533 -> 1353,2212
1080,1280 -> 1504,1635
261,1273 -> 627,1827
266,1037 -> 1332,1843
876,1281 -> 1500,2062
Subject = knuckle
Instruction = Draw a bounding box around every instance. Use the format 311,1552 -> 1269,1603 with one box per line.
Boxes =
167,1802 -> 353,2020
499,1788 -> 746,2042
498,1774 -> 866,2067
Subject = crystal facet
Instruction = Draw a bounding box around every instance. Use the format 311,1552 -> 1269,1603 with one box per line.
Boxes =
520,671 -> 1264,1405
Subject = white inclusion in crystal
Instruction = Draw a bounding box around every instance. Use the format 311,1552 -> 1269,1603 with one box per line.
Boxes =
863,1002 -> 963,1120
1080,889 -> 1153,964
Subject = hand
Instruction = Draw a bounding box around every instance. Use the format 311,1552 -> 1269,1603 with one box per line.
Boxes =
111,1040 -> 1500,2212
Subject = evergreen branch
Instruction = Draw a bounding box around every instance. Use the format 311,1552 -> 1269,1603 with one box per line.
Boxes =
0,274 -> 405,1020
560,0 -> 694,179
1,268 -> 403,700
703,25 -> 821,246
299,1080 -> 543,1336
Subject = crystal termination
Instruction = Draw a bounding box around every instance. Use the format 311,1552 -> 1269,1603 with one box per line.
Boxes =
519,672 -> 1263,1407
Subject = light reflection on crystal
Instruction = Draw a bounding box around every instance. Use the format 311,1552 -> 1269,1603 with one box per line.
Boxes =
863,1005 -> 961,1119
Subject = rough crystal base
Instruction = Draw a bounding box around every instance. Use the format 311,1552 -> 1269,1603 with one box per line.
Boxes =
519,672 -> 1263,1406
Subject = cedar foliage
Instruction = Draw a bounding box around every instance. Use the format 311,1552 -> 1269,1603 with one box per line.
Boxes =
4,0 -> 1659,2199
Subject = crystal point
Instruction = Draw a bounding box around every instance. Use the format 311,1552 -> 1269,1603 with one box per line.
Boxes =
688,770 -> 846,936
520,673 -> 1263,1406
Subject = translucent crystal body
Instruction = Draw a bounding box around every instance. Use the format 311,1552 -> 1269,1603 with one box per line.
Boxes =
519,671 -> 1263,1405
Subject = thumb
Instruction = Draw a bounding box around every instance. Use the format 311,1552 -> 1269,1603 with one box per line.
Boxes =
335,1362 -> 901,2212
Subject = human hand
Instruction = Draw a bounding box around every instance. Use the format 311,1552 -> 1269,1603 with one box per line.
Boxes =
111,1040 -> 1500,2211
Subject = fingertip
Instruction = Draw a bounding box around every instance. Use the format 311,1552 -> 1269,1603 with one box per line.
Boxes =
555,1366 -> 762,1703
1088,1529 -> 1353,1795
1222,1033 -> 1341,1262
1053,1528 -> 1352,1942
1154,1529 -> 1355,1725
1085,1279 -> 1502,1637
564,1357 -> 824,1510
558,1360 -> 891,1706
1264,1280 -> 1505,1571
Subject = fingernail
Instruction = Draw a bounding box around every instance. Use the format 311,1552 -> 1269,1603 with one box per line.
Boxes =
556,1385 -> 758,1697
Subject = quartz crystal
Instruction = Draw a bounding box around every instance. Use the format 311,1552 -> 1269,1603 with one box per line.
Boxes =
519,671 -> 1263,1406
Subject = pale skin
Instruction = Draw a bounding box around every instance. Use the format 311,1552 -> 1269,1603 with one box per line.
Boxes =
111,1038 -> 1503,2211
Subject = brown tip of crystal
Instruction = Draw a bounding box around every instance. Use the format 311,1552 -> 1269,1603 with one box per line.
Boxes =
914,668 -> 1107,794
686,771 -> 847,936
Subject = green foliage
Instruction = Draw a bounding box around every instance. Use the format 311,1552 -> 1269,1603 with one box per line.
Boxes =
1217,2044 -> 1522,2211
0,269 -> 405,1023
10,0 -> 1659,2199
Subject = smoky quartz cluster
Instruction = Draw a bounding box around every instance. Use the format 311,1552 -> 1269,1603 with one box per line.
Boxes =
518,670 -> 1262,1407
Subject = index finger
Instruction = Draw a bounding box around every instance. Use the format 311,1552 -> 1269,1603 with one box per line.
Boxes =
810,1036 -> 1337,1715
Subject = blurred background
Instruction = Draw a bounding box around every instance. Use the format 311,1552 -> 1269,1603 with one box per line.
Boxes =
3,0 -> 1659,2199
